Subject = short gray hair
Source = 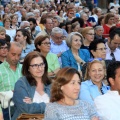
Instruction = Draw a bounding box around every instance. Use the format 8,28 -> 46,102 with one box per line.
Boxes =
20,21 -> 30,28
94,25 -> 103,31
66,32 -> 83,48
26,12 -> 35,19
51,27 -> 63,36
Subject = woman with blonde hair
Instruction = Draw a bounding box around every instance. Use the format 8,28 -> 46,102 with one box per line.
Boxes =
81,27 -> 95,54
79,59 -> 110,104
44,67 -> 99,120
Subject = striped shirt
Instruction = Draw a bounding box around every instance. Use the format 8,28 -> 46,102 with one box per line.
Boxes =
0,61 -> 22,92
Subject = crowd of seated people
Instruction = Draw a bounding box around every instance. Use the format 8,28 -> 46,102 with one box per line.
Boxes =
0,0 -> 120,120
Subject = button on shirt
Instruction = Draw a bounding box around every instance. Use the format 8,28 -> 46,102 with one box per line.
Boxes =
0,61 -> 22,91
95,91 -> 120,120
105,43 -> 120,61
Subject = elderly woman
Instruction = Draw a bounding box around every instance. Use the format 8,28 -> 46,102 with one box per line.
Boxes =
44,67 -> 99,120
61,32 -> 90,76
34,35 -> 60,77
12,51 -> 51,120
14,29 -> 35,62
79,59 -> 110,104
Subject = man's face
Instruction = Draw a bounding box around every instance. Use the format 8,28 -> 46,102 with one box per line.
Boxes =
0,44 -> 8,58
29,21 -> 35,31
109,68 -> 120,94
45,18 -> 53,31
108,34 -> 120,51
95,28 -> 104,36
52,33 -> 63,45
53,19 -> 59,27
6,45 -> 22,66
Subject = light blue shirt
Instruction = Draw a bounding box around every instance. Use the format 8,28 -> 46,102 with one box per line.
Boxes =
50,39 -> 69,67
79,80 -> 110,104
20,43 -> 35,60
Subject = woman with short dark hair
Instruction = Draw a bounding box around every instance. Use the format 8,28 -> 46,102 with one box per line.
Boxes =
12,51 -> 51,120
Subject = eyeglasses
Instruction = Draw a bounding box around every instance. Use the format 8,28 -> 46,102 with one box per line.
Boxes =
87,33 -> 95,36
41,42 -> 51,46
85,11 -> 89,13
53,36 -> 63,40
96,48 -> 107,51
88,58 -> 103,62
30,63 -> 45,69
0,46 -> 8,50
25,26 -> 30,30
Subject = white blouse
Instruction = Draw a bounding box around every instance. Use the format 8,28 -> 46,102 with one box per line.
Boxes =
33,91 -> 49,103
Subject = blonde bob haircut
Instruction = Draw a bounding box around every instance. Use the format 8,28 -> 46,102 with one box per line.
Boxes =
81,27 -> 94,38
66,32 -> 83,48
84,60 -> 106,80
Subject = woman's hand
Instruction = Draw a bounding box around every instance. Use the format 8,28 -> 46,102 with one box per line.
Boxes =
23,97 -> 32,104
91,116 -> 99,120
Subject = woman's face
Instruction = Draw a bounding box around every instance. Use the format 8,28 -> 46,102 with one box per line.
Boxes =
61,73 -> 80,101
71,35 -> 82,50
91,43 -> 106,59
4,19 -> 10,27
29,57 -> 45,80
82,13 -> 88,21
38,38 -> 50,53
108,17 -> 114,25
15,31 -> 26,44
85,29 -> 94,42
89,62 -> 105,84
12,16 -> 18,23
73,24 -> 80,32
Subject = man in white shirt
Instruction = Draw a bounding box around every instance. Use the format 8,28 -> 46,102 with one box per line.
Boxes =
105,28 -> 120,61
94,61 -> 120,120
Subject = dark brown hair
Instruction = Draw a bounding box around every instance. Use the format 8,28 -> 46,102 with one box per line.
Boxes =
34,35 -> 50,52
104,13 -> 114,24
15,29 -> 31,44
22,51 -> 51,86
50,67 -> 81,102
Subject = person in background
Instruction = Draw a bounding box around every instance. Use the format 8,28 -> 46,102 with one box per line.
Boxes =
79,59 -> 110,104
81,27 -> 95,54
0,40 -> 8,64
94,61 -> 120,120
50,27 -> 69,67
0,27 -> 6,40
103,13 -> 115,38
14,29 -> 35,63
71,22 -> 80,32
34,35 -> 60,78
3,17 -> 16,41
12,51 -> 51,120
94,26 -> 105,42
44,67 -> 99,120
105,27 -> 120,61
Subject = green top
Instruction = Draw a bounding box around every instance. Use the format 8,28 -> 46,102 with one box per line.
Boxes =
0,61 -> 22,92
46,53 -> 60,72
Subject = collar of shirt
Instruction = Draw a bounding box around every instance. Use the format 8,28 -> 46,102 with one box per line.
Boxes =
107,90 -> 120,96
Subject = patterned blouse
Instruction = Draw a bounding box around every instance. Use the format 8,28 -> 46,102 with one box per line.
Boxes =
44,100 -> 98,120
